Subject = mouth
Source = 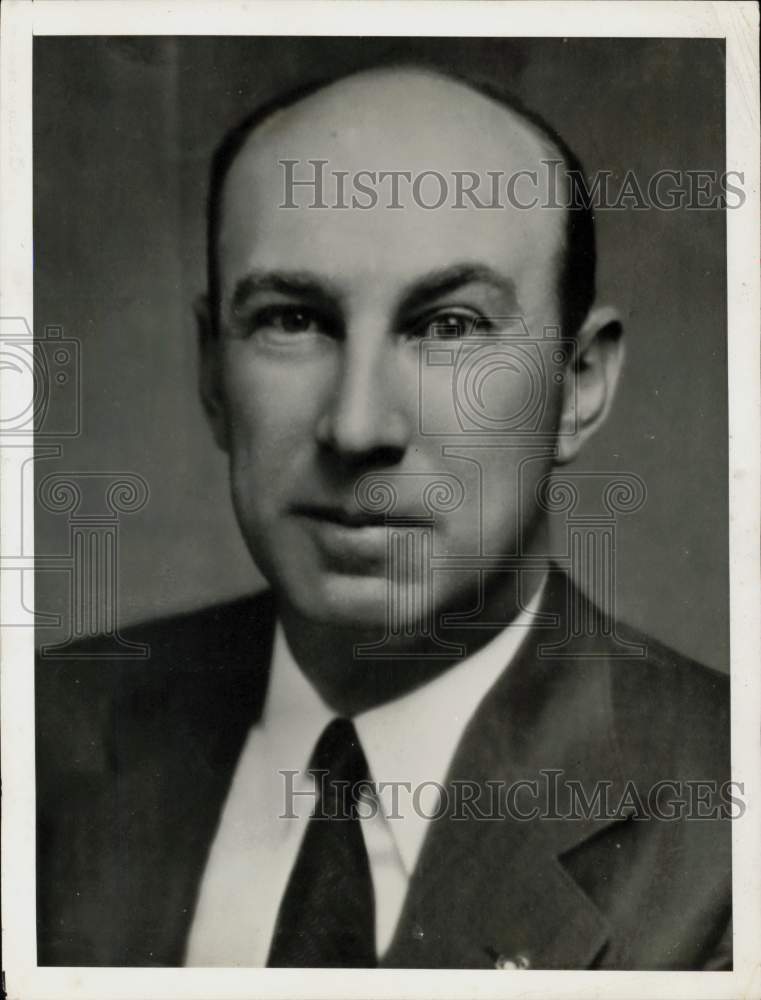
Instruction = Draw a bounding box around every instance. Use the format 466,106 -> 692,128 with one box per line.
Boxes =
291,502 -> 394,568
292,503 -> 390,528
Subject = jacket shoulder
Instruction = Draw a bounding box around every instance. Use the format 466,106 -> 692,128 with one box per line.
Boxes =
36,590 -> 275,776
608,622 -> 730,783
44,588 -> 275,663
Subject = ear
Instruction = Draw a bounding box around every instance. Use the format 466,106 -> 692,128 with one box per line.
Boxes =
196,294 -> 230,453
556,305 -> 624,465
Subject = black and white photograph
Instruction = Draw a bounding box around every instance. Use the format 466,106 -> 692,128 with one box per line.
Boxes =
1,3 -> 759,999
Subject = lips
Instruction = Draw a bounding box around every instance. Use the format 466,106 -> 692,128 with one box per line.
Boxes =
291,502 -> 395,568
292,503 -> 390,528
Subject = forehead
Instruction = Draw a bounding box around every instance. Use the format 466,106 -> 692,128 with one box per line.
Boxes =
218,69 -> 566,302
248,68 -> 555,163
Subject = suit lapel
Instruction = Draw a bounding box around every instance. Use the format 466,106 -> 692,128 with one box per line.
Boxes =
382,571 -> 629,970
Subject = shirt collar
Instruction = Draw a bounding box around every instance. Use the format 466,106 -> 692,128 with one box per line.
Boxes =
265,574 -> 547,874
259,626 -> 333,778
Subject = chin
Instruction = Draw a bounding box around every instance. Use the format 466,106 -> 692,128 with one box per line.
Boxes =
285,571 -> 435,634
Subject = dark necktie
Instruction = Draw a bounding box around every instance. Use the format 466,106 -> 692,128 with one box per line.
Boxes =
266,717 -> 377,967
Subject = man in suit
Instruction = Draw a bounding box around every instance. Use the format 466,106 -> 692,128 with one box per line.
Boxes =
36,63 -> 732,970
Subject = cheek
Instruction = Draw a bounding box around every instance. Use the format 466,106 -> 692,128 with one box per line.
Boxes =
221,349 -> 325,456
474,447 -> 555,552
218,367 -> 315,529
421,349 -> 564,438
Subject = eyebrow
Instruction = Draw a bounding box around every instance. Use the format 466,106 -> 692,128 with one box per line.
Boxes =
395,262 -> 520,317
230,269 -> 343,316
229,261 -> 519,320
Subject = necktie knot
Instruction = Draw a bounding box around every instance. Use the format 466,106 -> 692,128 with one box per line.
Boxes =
309,717 -> 370,820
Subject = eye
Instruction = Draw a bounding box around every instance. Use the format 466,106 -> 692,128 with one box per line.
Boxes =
246,305 -> 331,340
411,310 -> 482,340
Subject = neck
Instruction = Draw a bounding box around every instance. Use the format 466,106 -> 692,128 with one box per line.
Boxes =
278,560 -> 549,717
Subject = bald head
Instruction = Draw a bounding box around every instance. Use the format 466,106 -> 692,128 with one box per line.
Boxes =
242,65 -> 558,168
205,63 -> 595,339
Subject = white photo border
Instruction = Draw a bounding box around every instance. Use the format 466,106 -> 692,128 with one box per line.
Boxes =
1,2 -> 759,998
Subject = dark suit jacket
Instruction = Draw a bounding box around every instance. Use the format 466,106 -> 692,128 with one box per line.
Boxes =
36,570 -> 732,969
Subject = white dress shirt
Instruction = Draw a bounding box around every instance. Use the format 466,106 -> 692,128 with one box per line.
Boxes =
184,579 -> 546,966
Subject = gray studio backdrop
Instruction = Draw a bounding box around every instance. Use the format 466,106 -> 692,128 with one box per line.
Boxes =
33,37 -> 728,670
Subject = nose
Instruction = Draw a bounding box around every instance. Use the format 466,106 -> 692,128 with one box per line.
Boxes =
315,335 -> 412,466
